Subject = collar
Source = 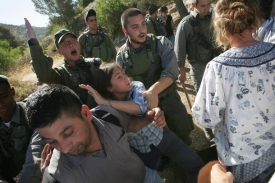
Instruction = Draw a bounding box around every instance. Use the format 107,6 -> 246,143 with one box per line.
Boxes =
0,104 -> 21,130
191,10 -> 211,19
64,56 -> 86,69
125,37 -> 149,53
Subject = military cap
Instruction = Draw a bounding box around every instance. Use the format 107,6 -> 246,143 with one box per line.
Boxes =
54,29 -> 77,48
0,75 -> 8,82
148,4 -> 159,15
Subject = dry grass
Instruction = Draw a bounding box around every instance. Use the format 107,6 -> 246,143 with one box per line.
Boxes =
3,55 -> 63,101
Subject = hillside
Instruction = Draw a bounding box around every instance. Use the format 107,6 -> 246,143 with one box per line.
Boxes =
0,23 -> 47,44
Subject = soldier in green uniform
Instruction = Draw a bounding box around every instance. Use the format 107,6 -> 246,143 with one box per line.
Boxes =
25,18 -> 101,109
145,4 -> 167,36
78,9 -> 117,62
117,8 -> 193,146
0,75 -> 44,183
175,0 -> 220,141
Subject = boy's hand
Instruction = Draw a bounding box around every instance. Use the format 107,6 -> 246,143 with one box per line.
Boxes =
147,107 -> 166,128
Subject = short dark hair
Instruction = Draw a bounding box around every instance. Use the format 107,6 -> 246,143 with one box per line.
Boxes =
26,84 -> 83,129
160,6 -> 168,13
121,8 -> 143,29
0,75 -> 10,88
85,9 -> 97,21
94,62 -> 119,99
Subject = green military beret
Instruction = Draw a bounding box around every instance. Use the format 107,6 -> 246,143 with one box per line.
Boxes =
0,75 -> 8,82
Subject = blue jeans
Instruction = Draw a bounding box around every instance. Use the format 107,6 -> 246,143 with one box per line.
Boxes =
144,166 -> 164,183
156,127 -> 204,183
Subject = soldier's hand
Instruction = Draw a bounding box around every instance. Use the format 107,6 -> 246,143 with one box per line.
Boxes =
178,66 -> 186,84
142,90 -> 159,109
24,18 -> 37,39
40,144 -> 53,175
147,107 -> 166,128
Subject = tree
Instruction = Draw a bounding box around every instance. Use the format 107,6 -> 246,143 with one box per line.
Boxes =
31,0 -> 80,30
173,0 -> 189,19
94,0 -> 127,38
79,0 -> 93,8
0,25 -> 24,48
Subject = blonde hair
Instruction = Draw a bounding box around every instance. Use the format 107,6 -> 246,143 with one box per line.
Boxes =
212,0 -> 260,50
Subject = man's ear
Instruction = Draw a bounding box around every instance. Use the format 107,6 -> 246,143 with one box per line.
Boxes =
10,87 -> 15,97
56,48 -> 62,55
81,105 -> 93,121
122,28 -> 128,36
191,3 -> 196,8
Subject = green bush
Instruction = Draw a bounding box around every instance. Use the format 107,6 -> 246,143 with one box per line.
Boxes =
0,40 -> 25,72
94,0 -> 127,39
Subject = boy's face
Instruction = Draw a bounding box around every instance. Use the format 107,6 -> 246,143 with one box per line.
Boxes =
0,83 -> 16,122
122,14 -> 147,48
56,34 -> 81,65
36,106 -> 95,155
108,66 -> 132,94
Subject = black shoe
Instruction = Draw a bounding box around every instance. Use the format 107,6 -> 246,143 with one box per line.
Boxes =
204,128 -> 215,141
155,155 -> 169,172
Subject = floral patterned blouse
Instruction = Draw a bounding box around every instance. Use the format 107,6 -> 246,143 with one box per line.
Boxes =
192,42 -> 275,166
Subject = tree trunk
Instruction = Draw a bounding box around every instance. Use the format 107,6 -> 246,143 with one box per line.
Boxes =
173,0 -> 189,19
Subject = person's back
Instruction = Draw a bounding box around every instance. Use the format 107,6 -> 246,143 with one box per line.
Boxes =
192,0 -> 275,182
78,9 -> 116,62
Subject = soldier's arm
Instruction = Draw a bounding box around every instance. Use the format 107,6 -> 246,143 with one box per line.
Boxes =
25,18 -> 62,84
174,21 -> 192,83
142,36 -> 175,108
18,131 -> 47,183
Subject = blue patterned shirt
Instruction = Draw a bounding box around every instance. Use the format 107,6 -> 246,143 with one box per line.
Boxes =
127,81 -> 148,115
127,81 -> 163,153
192,42 -> 275,166
257,16 -> 275,43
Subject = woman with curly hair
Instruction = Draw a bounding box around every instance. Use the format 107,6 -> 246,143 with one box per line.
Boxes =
192,0 -> 275,182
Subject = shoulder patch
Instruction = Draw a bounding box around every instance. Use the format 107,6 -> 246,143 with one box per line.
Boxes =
164,37 -> 173,49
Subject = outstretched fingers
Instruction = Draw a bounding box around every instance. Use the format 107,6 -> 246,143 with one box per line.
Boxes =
24,18 -> 37,39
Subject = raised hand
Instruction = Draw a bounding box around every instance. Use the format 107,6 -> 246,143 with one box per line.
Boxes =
24,18 -> 37,39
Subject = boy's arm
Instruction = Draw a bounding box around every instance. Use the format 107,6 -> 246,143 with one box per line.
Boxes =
25,18 -> 62,84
